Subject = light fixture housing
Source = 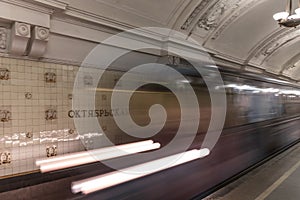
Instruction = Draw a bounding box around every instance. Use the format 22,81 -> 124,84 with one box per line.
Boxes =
273,0 -> 300,28
273,12 -> 289,21
288,14 -> 300,19
279,17 -> 300,27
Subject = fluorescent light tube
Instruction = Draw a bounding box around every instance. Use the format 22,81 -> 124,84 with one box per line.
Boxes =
39,142 -> 161,173
72,148 -> 210,194
36,140 -> 154,166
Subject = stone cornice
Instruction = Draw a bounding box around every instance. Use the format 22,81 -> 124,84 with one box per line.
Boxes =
64,7 -> 136,32
0,0 -> 54,15
29,0 -> 69,10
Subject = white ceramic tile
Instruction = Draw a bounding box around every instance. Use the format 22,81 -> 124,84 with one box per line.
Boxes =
0,58 -> 93,178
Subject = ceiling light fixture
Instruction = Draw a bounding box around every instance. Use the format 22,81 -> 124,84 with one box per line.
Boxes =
273,0 -> 300,27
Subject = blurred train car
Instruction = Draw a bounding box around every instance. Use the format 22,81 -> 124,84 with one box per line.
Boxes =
94,64 -> 300,148
1,63 -> 300,200
86,63 -> 300,198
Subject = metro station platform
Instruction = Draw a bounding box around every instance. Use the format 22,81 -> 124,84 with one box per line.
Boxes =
203,142 -> 300,200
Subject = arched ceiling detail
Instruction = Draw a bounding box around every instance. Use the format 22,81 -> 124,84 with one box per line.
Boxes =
174,0 -> 300,81
8,0 -> 298,81
281,53 -> 300,79
192,0 -> 280,57
265,39 -> 300,74
282,59 -> 300,81
180,0 -> 261,41
250,28 -> 300,68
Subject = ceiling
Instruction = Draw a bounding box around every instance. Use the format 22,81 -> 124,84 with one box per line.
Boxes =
20,0 -> 300,81
61,0 -> 300,81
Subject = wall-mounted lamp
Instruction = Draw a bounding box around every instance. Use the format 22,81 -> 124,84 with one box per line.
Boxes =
273,0 -> 300,27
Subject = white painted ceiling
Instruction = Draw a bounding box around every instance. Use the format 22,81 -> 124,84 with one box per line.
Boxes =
62,0 -> 300,81
24,0 -> 299,81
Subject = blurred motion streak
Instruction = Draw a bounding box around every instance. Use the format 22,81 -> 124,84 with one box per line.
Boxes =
36,140 -> 160,173
72,148 -> 210,194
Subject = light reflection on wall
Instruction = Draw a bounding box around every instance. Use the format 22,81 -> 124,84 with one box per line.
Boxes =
216,84 -> 300,96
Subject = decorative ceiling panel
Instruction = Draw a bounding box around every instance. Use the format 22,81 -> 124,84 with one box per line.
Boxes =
202,0 -> 279,59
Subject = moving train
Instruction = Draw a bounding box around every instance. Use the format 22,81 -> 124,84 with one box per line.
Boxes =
1,62 -> 300,200
93,62 -> 300,154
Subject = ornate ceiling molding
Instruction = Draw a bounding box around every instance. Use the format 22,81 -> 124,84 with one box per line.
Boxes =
0,27 -> 7,52
64,7 -> 136,32
10,22 -> 31,56
0,0 -> 51,28
29,0 -> 69,10
250,27 -> 300,66
36,26 -> 50,40
186,0 -> 259,41
246,28 -> 286,67
197,0 -> 243,32
16,23 -> 31,37
0,0 -> 54,15
282,64 -> 300,80
180,0 -> 212,31
210,0 -> 259,40
28,26 -> 50,58
281,53 -> 300,75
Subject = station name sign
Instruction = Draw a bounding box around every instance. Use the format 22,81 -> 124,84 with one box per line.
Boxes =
68,109 -> 129,118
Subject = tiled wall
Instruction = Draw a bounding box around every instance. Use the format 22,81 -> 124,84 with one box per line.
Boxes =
0,57 -> 86,177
